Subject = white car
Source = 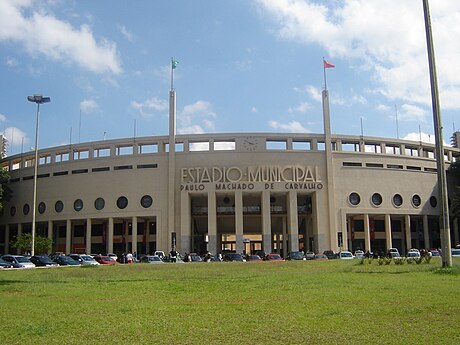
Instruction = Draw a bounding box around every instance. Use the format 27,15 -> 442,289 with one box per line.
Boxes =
338,251 -> 354,259
407,251 -> 421,258
69,254 -> 100,266
1,255 -> 36,268
451,249 -> 460,258
354,250 -> 364,259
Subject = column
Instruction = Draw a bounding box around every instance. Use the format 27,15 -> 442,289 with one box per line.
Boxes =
18,223 -> 23,236
132,216 -> 138,256
385,214 -> 392,251
453,218 -> 459,248
363,214 -> 371,252
4,224 -> 9,254
423,215 -> 430,249
207,191 -> 217,254
282,218 -> 288,258
262,190 -> 272,253
340,210 -> 348,251
287,190 -> 299,252
108,217 -> 114,254
86,218 -> 92,254
66,219 -> 71,254
235,190 -> 244,254
48,220 -> 53,254
404,215 -> 411,252
346,216 -> 352,251
180,193 -> 191,254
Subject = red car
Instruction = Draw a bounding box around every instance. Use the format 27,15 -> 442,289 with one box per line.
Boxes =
94,255 -> 119,265
263,253 -> 284,261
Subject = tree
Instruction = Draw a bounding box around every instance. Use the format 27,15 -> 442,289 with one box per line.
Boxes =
0,168 -> 12,212
11,233 -> 53,255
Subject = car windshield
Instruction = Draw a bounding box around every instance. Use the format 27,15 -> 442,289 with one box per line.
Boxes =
0,258 -> 9,264
37,256 -> 53,263
290,252 -> 303,258
270,255 -> 282,259
150,256 -> 161,261
81,255 -> 94,261
341,252 -> 352,257
452,249 -> 460,255
16,256 -> 31,263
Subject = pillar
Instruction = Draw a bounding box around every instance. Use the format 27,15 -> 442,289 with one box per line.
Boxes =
66,219 -> 71,254
453,218 -> 459,248
282,217 -> 288,258
86,218 -> 92,254
47,220 -> 53,254
404,215 -> 411,253
364,214 -> 371,252
180,192 -> 191,254
423,215 -> 430,249
385,214 -> 392,251
4,224 -> 10,254
287,190 -> 299,252
132,216 -> 138,256
235,190 -> 244,254
208,191 -> 217,254
262,190 -> 272,253
18,223 -> 22,236
108,217 -> 114,254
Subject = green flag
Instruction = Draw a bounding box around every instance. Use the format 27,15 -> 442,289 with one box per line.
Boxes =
172,59 -> 178,69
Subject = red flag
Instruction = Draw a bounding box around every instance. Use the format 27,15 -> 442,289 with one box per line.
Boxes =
323,60 -> 335,68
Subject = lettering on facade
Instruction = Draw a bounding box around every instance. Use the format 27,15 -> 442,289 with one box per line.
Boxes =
180,165 -> 324,192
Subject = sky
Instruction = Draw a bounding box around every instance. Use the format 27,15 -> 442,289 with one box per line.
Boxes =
1,0 -> 460,156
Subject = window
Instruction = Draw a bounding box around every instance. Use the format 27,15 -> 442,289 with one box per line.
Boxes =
38,202 -> 46,214
371,193 -> 382,206
412,194 -> 422,208
23,203 -> 30,215
74,199 -> 84,212
10,206 -> 16,217
94,198 -> 105,211
140,195 -> 153,208
430,196 -> 437,208
393,194 -> 403,207
348,192 -> 360,206
117,196 -> 128,209
55,201 -> 64,213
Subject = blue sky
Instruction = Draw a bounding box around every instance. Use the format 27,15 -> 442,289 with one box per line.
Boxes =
1,0 -> 459,155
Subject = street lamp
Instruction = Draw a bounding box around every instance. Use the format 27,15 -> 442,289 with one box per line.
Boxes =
27,94 -> 50,256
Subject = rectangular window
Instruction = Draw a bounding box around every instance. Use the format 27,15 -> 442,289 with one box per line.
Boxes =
114,165 -> 133,171
189,142 -> 209,151
53,171 -> 69,176
72,169 -> 89,174
266,140 -> 287,150
117,146 -> 133,155
139,144 -> 158,154
92,167 -> 110,172
343,162 -> 362,167
387,164 -> 403,169
94,148 -> 110,158
137,164 -> 158,169
292,141 -> 311,151
366,163 -> 383,168
214,141 -> 235,151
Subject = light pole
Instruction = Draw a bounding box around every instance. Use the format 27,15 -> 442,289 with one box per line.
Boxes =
27,94 -> 50,256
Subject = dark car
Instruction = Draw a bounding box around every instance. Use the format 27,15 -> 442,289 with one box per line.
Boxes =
52,255 -> 81,266
0,257 -> 13,269
223,253 -> 246,262
323,250 -> 337,259
246,255 -> 262,262
30,255 -> 59,267
286,251 -> 305,261
264,253 -> 284,261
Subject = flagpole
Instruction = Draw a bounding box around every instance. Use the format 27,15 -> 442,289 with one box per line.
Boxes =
170,57 -> 174,91
323,57 -> 327,89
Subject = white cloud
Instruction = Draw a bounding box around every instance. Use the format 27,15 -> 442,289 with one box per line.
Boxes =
255,1 -> 460,109
0,0 -> 122,74
269,120 -> 308,132
131,97 -> 168,118
251,107 -> 258,113
118,24 -> 134,42
80,99 -> 98,113
376,104 -> 391,113
403,132 -> 435,144
178,100 -> 216,134
0,113 -> 7,122
5,56 -> 18,67
288,101 -> 310,113
2,126 -> 29,148
398,104 -> 428,122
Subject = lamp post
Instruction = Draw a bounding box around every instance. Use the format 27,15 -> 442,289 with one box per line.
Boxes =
27,94 -> 50,256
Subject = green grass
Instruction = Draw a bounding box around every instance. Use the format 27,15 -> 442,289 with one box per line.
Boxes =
1,259 -> 459,345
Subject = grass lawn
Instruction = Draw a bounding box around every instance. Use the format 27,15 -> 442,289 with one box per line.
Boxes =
1,259 -> 459,345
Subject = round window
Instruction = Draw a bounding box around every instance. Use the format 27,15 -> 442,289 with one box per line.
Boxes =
38,202 -> 46,214
393,194 -> 403,207
94,197 -> 105,211
348,192 -> 360,206
10,206 -> 16,217
430,196 -> 437,208
371,193 -> 382,206
74,199 -> 84,212
412,194 -> 421,208
23,203 -> 30,215
117,196 -> 128,209
140,195 -> 153,208
55,200 -> 64,213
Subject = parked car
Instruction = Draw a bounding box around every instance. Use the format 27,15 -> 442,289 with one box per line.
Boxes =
407,251 -> 421,258
254,250 -> 266,260
451,249 -> 460,258
313,254 -> 328,261
323,250 -> 337,259
0,257 -> 13,269
53,255 -> 81,266
286,251 -> 306,261
338,251 -> 354,259
389,252 -> 401,258
1,255 -> 36,268
190,254 -> 203,262
429,249 -> 441,257
246,255 -> 262,262
264,253 -> 284,261
106,253 -> 118,262
69,254 -> 100,266
354,250 -> 364,259
304,251 -> 316,260
30,255 -> 59,267
223,253 -> 246,262
154,251 -> 165,259
94,255 -> 119,265
140,255 -> 164,264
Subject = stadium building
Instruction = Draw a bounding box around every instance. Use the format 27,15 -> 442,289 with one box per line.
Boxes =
1,89 -> 459,257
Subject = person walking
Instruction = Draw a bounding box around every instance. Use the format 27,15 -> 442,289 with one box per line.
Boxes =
170,249 -> 177,263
